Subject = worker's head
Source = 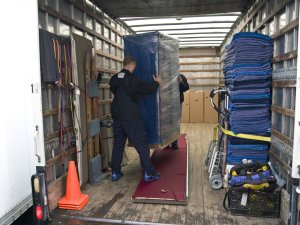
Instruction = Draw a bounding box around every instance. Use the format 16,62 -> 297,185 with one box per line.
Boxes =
123,56 -> 136,73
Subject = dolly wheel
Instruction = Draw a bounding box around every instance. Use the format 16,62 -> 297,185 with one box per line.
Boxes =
209,174 -> 223,190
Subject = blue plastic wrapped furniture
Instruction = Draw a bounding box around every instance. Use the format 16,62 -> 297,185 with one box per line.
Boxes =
124,32 -> 180,147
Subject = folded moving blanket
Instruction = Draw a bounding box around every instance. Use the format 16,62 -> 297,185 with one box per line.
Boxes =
229,93 -> 271,101
229,102 -> 271,111
227,154 -> 269,164
228,144 -> 269,151
228,88 -> 270,96
224,62 -> 272,75
229,125 -> 271,136
224,53 -> 273,68
226,80 -> 271,90
230,32 -> 273,42
228,136 -> 270,145
225,73 -> 271,81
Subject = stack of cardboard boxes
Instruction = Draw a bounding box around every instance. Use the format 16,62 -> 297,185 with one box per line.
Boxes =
181,91 -> 218,123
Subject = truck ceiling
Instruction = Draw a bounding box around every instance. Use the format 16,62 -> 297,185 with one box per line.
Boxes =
91,0 -> 254,48
120,14 -> 240,48
91,0 -> 253,18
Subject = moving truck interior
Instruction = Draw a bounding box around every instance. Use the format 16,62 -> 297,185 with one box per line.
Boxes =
1,0 -> 300,225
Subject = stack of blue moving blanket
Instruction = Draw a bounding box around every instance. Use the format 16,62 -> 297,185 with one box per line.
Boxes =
224,32 -> 273,163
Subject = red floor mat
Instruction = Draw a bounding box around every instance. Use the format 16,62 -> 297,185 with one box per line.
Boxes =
132,134 -> 188,205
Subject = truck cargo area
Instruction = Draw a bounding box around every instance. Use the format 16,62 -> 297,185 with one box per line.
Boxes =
49,124 -> 279,225
1,0 -> 300,225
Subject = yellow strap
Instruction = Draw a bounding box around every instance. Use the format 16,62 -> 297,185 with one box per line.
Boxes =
243,183 -> 269,190
231,171 -> 237,176
218,125 -> 271,142
213,125 -> 218,141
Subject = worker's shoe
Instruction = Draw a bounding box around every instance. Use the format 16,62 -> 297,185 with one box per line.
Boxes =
171,143 -> 178,150
111,171 -> 123,182
144,171 -> 160,182
171,140 -> 178,150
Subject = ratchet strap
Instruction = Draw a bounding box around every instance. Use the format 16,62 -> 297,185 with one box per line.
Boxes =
218,125 -> 271,142
213,125 -> 218,141
53,38 -> 65,164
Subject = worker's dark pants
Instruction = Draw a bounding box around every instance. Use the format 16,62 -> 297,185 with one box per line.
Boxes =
111,119 -> 155,174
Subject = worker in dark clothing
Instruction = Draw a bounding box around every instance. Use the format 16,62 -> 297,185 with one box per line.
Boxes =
171,73 -> 189,149
178,74 -> 189,103
109,56 -> 161,182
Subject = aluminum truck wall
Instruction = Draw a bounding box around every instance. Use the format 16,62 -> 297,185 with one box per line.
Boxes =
0,0 -> 45,224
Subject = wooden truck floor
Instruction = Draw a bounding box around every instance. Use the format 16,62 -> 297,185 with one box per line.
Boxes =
51,123 -> 280,225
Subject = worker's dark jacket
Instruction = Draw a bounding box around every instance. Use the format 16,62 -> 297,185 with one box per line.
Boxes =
110,69 -> 159,121
179,74 -> 189,103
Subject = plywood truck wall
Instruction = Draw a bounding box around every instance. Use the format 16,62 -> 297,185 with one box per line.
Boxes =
179,48 -> 222,91
38,0 -> 132,212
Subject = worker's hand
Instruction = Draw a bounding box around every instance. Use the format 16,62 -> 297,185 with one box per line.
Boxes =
153,75 -> 161,84
177,75 -> 183,83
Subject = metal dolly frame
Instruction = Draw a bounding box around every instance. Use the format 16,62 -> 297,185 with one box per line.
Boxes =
205,88 -> 229,190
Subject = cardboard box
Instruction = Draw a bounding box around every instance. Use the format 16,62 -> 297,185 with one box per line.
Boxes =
189,91 -> 204,123
204,91 -> 218,123
181,91 -> 190,123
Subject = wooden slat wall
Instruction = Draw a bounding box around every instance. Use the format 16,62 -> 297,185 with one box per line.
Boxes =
179,48 -> 223,90
218,0 -> 299,204
38,0 -> 132,211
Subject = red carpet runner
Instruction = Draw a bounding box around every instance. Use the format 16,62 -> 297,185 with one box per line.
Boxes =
132,134 -> 188,205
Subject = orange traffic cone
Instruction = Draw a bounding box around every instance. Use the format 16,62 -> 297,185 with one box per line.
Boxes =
58,161 -> 89,210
